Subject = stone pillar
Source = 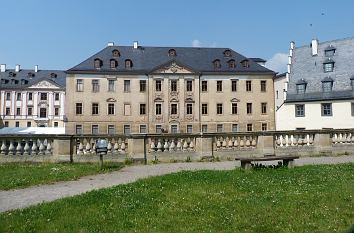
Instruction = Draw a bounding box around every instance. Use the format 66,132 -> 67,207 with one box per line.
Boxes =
52,137 -> 71,160
196,137 -> 213,158
128,138 -> 145,160
314,133 -> 332,155
257,135 -> 275,157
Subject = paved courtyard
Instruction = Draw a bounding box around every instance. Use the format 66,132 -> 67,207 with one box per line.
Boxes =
1,156 -> 354,213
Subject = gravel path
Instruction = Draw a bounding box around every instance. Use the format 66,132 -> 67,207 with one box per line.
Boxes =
1,156 -> 354,213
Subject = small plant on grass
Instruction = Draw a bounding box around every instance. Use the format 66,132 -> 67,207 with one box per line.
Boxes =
251,161 -> 285,170
124,158 -> 133,165
185,156 -> 191,162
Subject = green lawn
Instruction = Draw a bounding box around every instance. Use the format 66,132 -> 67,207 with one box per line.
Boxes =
0,162 -> 124,190
1,164 -> 354,233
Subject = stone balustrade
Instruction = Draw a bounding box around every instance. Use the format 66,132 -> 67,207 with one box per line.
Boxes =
75,136 -> 128,155
331,133 -> 354,144
0,137 -> 53,156
213,135 -> 257,151
274,133 -> 315,148
148,136 -> 195,153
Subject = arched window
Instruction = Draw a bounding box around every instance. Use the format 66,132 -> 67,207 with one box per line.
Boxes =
110,59 -> 118,69
112,49 -> 120,57
223,49 -> 231,57
228,59 -> 236,68
125,59 -> 133,68
168,49 -> 176,56
241,59 -> 250,68
213,59 -> 221,69
50,73 -> 57,78
94,58 -> 102,69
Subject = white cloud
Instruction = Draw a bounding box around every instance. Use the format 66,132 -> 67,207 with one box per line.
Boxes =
265,53 -> 288,73
192,39 -> 201,47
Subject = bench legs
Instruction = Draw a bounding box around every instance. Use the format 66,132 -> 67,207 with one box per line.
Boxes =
241,161 -> 252,170
283,159 -> 295,168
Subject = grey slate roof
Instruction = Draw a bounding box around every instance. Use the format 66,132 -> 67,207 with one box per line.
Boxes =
249,58 -> 267,63
67,45 -> 274,75
287,36 -> 354,102
0,69 -> 65,90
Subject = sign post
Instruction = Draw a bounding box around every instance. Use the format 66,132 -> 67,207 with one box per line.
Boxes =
95,138 -> 108,169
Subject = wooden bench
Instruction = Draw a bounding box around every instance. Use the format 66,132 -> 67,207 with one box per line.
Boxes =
235,155 -> 299,169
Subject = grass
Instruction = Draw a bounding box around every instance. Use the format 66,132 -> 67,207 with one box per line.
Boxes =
0,162 -> 124,190
1,164 -> 354,232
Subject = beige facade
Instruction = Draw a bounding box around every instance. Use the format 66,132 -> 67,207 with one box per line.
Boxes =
65,65 -> 275,134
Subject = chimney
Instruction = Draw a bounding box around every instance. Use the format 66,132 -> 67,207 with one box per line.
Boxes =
0,64 -> 5,72
34,65 -> 39,72
133,41 -> 138,49
107,42 -> 114,47
15,64 -> 20,72
311,39 -> 318,56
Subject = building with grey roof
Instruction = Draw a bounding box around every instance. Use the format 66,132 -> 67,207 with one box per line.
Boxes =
0,64 -> 66,130
276,37 -> 354,130
65,42 -> 276,135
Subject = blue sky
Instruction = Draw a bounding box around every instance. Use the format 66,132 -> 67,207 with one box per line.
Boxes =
0,0 -> 354,72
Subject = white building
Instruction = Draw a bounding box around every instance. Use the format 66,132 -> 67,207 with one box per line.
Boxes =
0,64 -> 66,132
276,37 -> 354,130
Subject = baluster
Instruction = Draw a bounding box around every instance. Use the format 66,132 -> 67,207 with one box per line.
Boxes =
245,137 -> 251,148
239,137 -> 244,148
284,135 -> 288,147
216,138 -> 221,150
279,135 -> 284,147
339,133 -> 343,143
150,140 -> 156,152
46,140 -> 52,155
351,134 -> 354,144
107,140 -> 113,154
251,137 -> 257,148
189,138 -> 194,151
183,139 -> 188,151
39,140 -> 45,155
228,137 -> 233,149
1,141 -> 8,155
275,136 -> 280,147
346,134 -> 352,144
78,142 -> 84,155
176,139 -> 182,151
114,141 -> 119,154
293,135 -> 298,146
290,135 -> 294,146
164,140 -> 169,152
306,134 -> 310,146
222,137 -> 227,150
120,139 -> 126,152
85,141 -> 91,154
8,141 -> 15,155
169,140 -> 175,152
309,134 -> 314,146
157,139 -> 162,152
15,140 -> 22,155
23,141 -> 30,155
31,140 -> 38,155
233,137 -> 239,149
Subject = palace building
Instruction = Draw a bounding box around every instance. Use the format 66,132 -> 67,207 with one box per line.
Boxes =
0,64 -> 66,132
65,42 -> 276,135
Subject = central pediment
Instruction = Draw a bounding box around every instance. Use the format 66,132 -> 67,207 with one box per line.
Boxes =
150,60 -> 196,74
28,80 -> 60,89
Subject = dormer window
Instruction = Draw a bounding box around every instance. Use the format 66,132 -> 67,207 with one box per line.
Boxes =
110,59 -> 118,69
50,73 -> 57,78
241,59 -> 250,68
228,59 -> 236,68
9,72 -> 16,77
323,59 -> 334,72
112,49 -> 120,57
350,76 -> 354,90
27,72 -> 35,78
213,59 -> 221,69
168,49 -> 176,56
324,45 -> 336,57
296,79 -> 307,94
223,49 -> 231,57
125,59 -> 132,68
94,58 -> 102,69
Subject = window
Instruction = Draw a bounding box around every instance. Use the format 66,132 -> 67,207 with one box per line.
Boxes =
76,125 -> 82,135
108,80 -> 115,92
171,80 -> 177,92
171,104 -> 178,115
124,125 -> 131,135
232,103 -> 238,114
261,80 -> 267,92
140,80 -> 146,92
76,79 -> 83,92
186,104 -> 193,115
54,122 -> 58,127
27,107 -> 33,116
201,81 -> 208,92
28,92 -> 33,101
92,125 -> 99,135
76,103 -> 83,115
352,103 -> 354,116
186,80 -> 193,92
54,107 -> 59,116
168,49 -> 176,56
322,81 -> 333,92
40,93 -> 47,101
261,103 -> 267,114
124,104 -> 131,116
108,125 -> 115,135
321,103 -> 332,116
232,80 -> 237,92
156,125 -> 162,134
295,104 -> 305,117
246,81 -> 252,92
217,81 -> 223,92
16,93 -> 21,101
232,124 -> 238,132
92,103 -> 99,115
5,108 -> 10,116
213,59 -> 221,69
247,124 -> 253,132
139,125 -> 147,134
217,103 -> 223,114
112,49 -> 120,57
55,93 -> 60,101
15,121 -> 19,127
125,59 -> 132,68
92,80 -> 100,92
325,49 -> 335,57
217,124 -> 223,133
27,122 -> 32,127
241,60 -> 250,68
140,104 -> 146,115
247,103 -> 252,114
110,59 -> 117,69
124,80 -> 130,92
171,125 -> 178,134
4,121 -> 9,127
40,108 -> 47,118
202,124 -> 208,133
6,92 -> 10,100
296,84 -> 306,94
16,108 -> 21,115
108,103 -> 115,115
323,62 -> 334,72
156,104 -> 162,115
155,80 -> 162,92
202,104 -> 208,115
261,123 -> 267,131
94,59 -> 102,69
186,125 -> 193,133
228,59 -> 236,68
